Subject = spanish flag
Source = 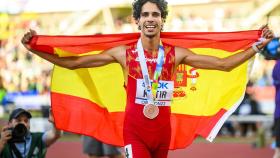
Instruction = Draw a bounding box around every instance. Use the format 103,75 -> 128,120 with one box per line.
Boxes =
29,31 -> 261,149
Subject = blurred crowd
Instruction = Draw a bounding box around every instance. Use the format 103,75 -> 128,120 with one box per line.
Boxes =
0,17 -> 53,108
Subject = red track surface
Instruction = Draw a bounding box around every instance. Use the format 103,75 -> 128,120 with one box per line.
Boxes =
46,141 -> 274,158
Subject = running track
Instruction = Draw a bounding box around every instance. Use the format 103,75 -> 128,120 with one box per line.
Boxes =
46,141 -> 274,158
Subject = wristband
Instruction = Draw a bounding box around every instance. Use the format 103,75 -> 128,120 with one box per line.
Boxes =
252,38 -> 265,53
252,42 -> 261,53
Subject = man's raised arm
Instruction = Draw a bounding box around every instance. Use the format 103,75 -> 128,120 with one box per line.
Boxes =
176,25 -> 274,71
21,30 -> 126,70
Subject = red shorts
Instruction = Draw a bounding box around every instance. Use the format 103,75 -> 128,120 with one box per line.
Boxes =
123,107 -> 171,158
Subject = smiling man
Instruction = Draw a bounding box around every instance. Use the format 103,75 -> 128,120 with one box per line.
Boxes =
21,0 -> 274,158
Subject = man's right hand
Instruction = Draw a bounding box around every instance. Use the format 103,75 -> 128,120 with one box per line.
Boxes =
21,29 -> 37,51
0,125 -> 12,145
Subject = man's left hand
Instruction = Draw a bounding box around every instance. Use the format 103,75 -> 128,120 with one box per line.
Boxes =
259,25 -> 275,48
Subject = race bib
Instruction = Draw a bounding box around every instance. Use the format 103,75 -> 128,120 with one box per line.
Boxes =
135,79 -> 174,106
124,144 -> 133,158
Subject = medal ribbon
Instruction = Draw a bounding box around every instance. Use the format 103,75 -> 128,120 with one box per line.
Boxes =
137,38 -> 165,105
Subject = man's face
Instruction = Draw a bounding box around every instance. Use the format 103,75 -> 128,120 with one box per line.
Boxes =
9,114 -> 30,130
137,2 -> 163,38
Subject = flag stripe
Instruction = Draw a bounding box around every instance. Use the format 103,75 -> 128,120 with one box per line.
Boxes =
51,92 -> 124,146
51,91 -> 231,149
169,109 -> 227,149
29,31 -> 261,54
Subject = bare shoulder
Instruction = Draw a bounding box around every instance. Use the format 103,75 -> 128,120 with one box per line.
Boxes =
104,45 -> 127,68
175,46 -> 186,53
105,45 -> 127,56
175,47 -> 194,66
175,46 -> 193,55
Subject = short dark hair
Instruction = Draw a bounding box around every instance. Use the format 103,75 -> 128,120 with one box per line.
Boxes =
132,0 -> 168,22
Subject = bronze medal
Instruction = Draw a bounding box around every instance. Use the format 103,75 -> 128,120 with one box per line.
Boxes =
143,104 -> 159,119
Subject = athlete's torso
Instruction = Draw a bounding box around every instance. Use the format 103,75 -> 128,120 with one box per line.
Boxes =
125,42 -> 175,130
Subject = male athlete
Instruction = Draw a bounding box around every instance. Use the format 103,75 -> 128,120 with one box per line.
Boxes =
21,0 -> 274,157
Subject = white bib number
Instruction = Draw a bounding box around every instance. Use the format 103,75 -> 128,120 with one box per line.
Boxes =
125,144 -> 133,158
135,79 -> 174,106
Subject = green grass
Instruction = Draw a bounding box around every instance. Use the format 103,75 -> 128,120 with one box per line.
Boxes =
58,133 -> 82,142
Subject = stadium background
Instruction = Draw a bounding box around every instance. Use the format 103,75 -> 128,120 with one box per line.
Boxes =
0,0 -> 279,157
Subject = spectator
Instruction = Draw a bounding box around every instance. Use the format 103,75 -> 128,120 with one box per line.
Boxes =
233,91 -> 264,137
0,108 -> 62,157
82,136 -> 123,158
272,59 -> 280,158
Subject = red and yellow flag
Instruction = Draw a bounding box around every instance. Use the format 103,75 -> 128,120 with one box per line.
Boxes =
29,31 -> 261,149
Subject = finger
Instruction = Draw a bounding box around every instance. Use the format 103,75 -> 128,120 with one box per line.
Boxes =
22,33 -> 32,44
262,29 -> 269,34
26,32 -> 33,39
30,29 -> 37,35
262,27 -> 269,32
1,131 -> 10,139
262,30 -> 270,37
23,33 -> 30,40
259,24 -> 268,30
1,125 -> 9,132
261,27 -> 269,35
3,133 -> 12,140
22,36 -> 29,44
48,118 -> 54,123
264,30 -> 274,39
21,37 -> 25,44
262,29 -> 273,38
267,32 -> 274,38
3,130 -> 11,137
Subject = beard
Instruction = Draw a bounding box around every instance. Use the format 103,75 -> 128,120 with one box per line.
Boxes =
145,34 -> 156,39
